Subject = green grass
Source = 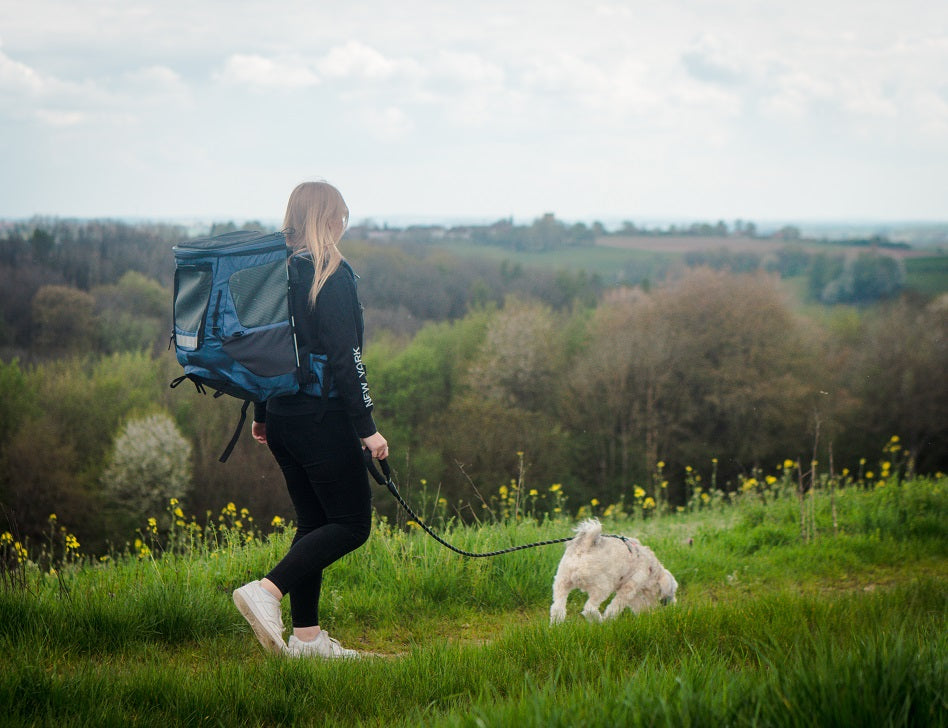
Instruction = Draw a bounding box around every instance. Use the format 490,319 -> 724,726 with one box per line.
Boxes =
427,239 -> 675,285
1,477 -> 946,727
905,256 -> 948,296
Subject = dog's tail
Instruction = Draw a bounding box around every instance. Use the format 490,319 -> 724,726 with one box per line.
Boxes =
569,518 -> 603,552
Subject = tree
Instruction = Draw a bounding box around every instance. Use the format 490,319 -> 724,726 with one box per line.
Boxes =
100,412 -> 192,523
0,359 -> 38,448
92,272 -> 170,354
29,229 -> 55,262
467,299 -> 563,412
821,254 -> 905,305
840,298 -> 948,472
31,285 -> 96,355
563,269 -> 815,501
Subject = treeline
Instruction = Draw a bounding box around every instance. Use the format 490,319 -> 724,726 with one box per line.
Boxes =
354,213 -> 913,252
371,271 -> 946,506
0,220 -> 945,556
0,221 -> 602,354
684,248 -> 908,305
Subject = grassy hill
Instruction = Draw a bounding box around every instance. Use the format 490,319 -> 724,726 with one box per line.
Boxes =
1,471 -> 945,726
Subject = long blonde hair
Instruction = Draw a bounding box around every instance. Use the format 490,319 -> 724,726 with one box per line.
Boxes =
282,181 -> 350,307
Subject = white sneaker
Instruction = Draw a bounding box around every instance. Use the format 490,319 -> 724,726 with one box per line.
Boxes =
233,581 -> 285,654
286,632 -> 360,659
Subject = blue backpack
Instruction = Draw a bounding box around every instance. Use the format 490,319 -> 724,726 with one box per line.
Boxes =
170,230 -> 338,460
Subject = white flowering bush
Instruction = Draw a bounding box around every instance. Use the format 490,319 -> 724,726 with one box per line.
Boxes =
101,412 -> 192,521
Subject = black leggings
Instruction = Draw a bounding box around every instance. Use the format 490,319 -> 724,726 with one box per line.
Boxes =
263,409 -> 372,628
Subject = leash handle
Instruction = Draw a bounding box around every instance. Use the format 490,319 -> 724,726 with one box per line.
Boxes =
363,450 -> 390,483
363,451 -> 398,498
362,450 -> 573,558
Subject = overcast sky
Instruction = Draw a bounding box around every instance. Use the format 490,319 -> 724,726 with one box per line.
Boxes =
1,0 -> 946,226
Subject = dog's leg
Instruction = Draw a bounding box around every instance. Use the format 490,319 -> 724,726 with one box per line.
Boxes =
550,577 -> 570,625
580,587 -> 610,623
604,575 -> 650,619
603,587 -> 635,620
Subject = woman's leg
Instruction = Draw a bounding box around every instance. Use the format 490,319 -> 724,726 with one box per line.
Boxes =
263,411 -> 372,630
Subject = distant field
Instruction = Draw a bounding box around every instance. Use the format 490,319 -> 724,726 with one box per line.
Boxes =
427,236 -> 948,294
598,234 -> 938,259
600,234 -> 785,254
430,239 -> 675,285
905,256 -> 948,296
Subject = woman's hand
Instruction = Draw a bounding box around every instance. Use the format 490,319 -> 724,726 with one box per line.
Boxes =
251,421 -> 267,445
361,431 -> 389,461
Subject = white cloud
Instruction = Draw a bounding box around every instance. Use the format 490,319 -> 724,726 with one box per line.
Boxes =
0,47 -> 45,93
0,1 -> 946,220
215,54 -> 320,88
317,41 -> 408,81
361,105 -> 414,141
433,51 -> 506,86
681,34 -> 747,87
34,108 -> 86,127
125,65 -> 182,87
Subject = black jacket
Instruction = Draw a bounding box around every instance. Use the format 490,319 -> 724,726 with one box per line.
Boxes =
253,256 -> 376,438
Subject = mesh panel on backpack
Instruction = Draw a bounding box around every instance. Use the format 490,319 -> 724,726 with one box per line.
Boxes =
229,259 -> 289,329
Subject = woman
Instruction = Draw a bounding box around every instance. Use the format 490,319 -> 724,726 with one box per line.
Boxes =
233,181 -> 388,659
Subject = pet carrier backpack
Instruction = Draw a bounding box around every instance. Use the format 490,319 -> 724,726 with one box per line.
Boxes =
170,230 -> 338,461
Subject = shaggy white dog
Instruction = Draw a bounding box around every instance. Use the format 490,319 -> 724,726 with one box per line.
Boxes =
550,519 -> 678,624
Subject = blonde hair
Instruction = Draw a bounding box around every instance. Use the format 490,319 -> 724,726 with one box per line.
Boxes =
282,181 -> 350,307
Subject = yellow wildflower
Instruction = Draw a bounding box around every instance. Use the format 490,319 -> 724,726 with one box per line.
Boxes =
634,486 -> 646,499
590,498 -> 599,507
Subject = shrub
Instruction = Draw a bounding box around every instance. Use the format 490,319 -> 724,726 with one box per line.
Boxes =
101,412 -> 192,524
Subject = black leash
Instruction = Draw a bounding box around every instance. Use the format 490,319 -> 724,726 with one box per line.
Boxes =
363,453 -> 574,558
